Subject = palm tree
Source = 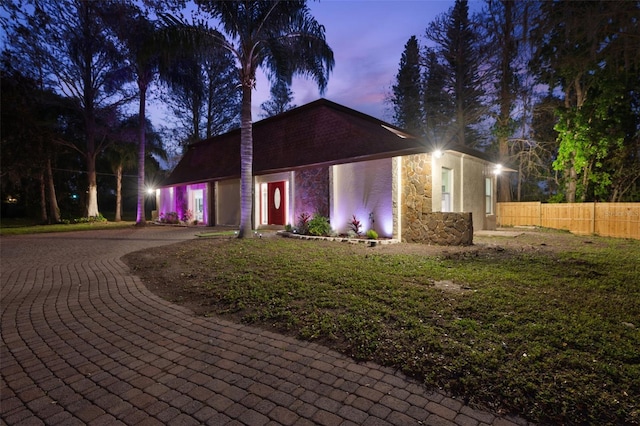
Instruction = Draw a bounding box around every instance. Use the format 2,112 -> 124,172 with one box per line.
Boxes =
106,118 -> 138,222
102,2 -> 160,225
107,115 -> 167,222
165,1 -> 334,237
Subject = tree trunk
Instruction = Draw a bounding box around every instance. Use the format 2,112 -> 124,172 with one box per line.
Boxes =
86,146 -> 100,217
496,0 -> 514,203
115,164 -> 123,222
238,83 -> 254,238
82,0 -> 99,219
566,163 -> 577,203
39,170 -> 48,224
498,172 -> 512,203
46,158 -> 61,223
563,87 -> 577,203
136,81 -> 147,226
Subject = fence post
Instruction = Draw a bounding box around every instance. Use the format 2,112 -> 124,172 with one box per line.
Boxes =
591,202 -> 596,235
538,201 -> 542,227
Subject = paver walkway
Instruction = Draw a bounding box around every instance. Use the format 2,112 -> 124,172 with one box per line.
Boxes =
1,226 -> 531,425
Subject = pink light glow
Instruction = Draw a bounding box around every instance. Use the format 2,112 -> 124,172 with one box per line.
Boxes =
158,183 -> 208,225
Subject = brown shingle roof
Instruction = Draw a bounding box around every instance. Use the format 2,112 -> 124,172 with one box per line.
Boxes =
161,98 -> 491,187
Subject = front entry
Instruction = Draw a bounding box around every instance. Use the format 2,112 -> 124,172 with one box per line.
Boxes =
267,181 -> 286,225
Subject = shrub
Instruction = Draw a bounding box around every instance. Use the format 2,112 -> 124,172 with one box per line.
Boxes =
349,215 -> 362,235
366,229 -> 378,239
181,209 -> 193,223
297,212 -> 311,234
72,214 -> 107,224
160,212 -> 180,224
308,214 -> 331,236
285,223 -> 293,232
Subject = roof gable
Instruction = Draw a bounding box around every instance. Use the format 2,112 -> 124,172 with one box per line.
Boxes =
161,98 -> 494,186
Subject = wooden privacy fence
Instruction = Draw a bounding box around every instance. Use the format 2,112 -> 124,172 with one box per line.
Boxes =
496,202 -> 640,240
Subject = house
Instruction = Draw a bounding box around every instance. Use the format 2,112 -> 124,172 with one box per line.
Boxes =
156,99 -> 505,243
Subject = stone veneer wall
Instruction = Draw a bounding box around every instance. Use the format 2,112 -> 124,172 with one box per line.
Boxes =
401,153 -> 433,241
406,212 -> 473,245
400,154 -> 473,245
294,167 -> 329,221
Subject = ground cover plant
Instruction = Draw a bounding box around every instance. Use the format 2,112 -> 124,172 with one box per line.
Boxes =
125,229 -> 640,424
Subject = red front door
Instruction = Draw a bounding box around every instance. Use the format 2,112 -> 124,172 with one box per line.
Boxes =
267,181 -> 285,225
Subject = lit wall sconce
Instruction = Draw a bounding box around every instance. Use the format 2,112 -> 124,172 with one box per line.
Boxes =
433,149 -> 443,159
493,164 -> 503,175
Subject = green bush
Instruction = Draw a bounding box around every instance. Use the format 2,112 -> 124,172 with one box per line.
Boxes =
72,214 -> 107,224
307,214 -> 331,236
366,229 -> 378,239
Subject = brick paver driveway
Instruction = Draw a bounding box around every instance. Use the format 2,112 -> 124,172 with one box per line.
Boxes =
1,226 -> 529,425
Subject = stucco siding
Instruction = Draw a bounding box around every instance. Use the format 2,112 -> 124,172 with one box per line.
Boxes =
216,179 -> 240,226
461,155 -> 489,231
157,187 -> 175,218
431,151 -> 496,231
331,158 -> 393,237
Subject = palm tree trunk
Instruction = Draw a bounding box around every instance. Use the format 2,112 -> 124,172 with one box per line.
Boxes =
136,82 -> 147,226
238,84 -> 254,238
115,165 -> 123,222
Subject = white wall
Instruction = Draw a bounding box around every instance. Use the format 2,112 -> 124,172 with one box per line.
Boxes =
431,151 -> 496,231
157,187 -> 175,217
331,158 -> 393,237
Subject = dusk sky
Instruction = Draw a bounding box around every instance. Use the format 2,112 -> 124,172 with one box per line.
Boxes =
250,0 -> 457,122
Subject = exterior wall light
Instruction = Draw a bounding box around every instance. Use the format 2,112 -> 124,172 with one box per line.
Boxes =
433,150 -> 443,159
494,164 -> 503,175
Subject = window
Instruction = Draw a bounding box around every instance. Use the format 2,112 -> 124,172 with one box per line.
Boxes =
485,178 -> 493,214
193,189 -> 204,222
441,167 -> 452,212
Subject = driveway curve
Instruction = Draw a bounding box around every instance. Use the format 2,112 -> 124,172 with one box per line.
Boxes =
1,226 -> 529,426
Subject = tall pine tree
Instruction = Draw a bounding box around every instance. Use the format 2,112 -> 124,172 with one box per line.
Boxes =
423,48 -> 454,147
391,36 -> 423,136
426,0 -> 486,148
260,79 -> 297,119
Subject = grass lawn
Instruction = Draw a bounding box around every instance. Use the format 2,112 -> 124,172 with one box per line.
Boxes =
102,229 -> 640,423
0,218 -> 136,235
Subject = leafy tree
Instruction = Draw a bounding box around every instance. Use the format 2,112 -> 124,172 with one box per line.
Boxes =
426,0 -> 487,148
0,53 -> 69,223
260,78 -> 297,119
533,0 -> 640,202
390,36 -> 423,136
163,1 -> 334,238
3,0 -> 131,218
